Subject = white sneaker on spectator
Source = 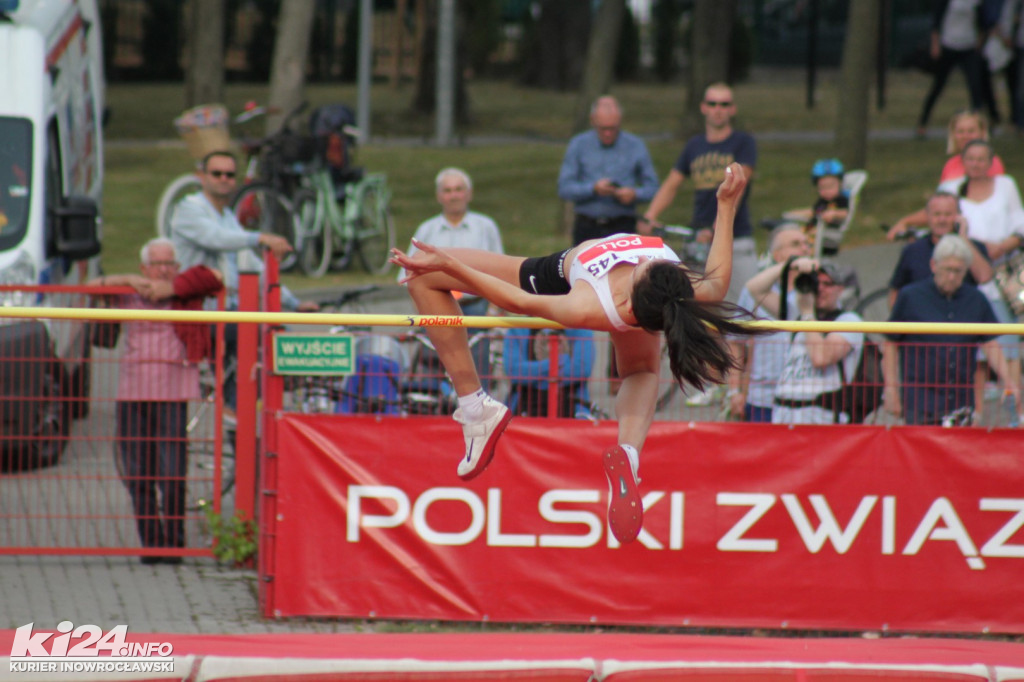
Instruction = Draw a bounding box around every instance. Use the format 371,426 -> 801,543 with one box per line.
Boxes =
453,396 -> 512,480
685,385 -> 721,406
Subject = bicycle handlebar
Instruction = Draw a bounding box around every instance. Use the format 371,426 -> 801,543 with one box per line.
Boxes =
652,224 -> 696,241
238,101 -> 311,156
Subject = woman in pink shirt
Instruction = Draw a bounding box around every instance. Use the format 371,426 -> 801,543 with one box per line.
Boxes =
890,110 -> 1005,240
939,110 -> 1005,182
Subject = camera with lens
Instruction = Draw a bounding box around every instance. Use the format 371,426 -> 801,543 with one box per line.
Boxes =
793,269 -> 819,294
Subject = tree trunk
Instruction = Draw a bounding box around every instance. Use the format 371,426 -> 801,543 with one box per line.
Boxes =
266,0 -> 317,134
835,0 -> 879,169
185,0 -> 225,107
532,0 -> 591,91
682,0 -> 736,139
411,0 -> 470,124
571,0 -> 626,135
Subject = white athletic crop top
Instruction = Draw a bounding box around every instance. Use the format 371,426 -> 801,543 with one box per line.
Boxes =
567,233 -> 681,331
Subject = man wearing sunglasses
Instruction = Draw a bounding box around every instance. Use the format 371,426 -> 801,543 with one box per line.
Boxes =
170,150 -> 319,415
171,150 -> 295,291
643,82 -> 758,305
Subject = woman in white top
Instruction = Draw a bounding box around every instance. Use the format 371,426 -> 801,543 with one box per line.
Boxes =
391,163 -> 761,544
938,139 -> 1024,417
938,140 -> 1024,264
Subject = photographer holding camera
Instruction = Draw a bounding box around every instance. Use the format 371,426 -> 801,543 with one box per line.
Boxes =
727,224 -> 811,422
745,257 -> 864,424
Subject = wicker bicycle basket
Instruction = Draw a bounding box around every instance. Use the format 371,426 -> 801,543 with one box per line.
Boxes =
174,104 -> 231,161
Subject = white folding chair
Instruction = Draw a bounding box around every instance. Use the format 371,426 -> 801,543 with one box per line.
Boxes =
814,169 -> 868,259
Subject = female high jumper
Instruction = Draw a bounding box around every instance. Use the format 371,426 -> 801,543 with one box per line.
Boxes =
390,162 -> 760,543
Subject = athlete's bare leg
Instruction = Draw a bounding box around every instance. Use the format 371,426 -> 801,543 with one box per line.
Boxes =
404,248 -> 525,396
610,330 -> 661,450
602,329 -> 660,543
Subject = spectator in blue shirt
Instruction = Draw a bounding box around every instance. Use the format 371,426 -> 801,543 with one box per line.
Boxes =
557,96 -> 660,246
504,328 -> 595,418
887,191 -> 993,308
884,234 -> 1019,425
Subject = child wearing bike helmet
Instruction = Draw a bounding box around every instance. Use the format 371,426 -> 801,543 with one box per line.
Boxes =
807,158 -> 849,230
783,158 -> 849,251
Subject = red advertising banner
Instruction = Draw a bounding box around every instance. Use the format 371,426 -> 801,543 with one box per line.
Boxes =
264,416 -> 1024,633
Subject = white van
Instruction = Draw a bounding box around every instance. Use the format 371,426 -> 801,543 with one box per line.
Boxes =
0,0 -> 104,468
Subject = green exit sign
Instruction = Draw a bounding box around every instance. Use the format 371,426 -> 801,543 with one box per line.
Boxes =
272,333 -> 355,375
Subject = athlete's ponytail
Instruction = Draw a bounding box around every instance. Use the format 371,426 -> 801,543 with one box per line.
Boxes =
631,261 -> 762,391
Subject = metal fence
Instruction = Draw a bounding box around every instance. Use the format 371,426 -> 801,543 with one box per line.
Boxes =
3,280 -> 1019,560
0,285 -> 227,559
275,327 -> 1022,429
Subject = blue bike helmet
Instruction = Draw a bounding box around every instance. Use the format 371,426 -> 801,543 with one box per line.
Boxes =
811,158 -> 844,183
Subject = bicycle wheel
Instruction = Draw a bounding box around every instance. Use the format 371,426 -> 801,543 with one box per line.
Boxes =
297,190 -> 333,278
855,287 -> 892,344
231,183 -> 299,271
155,173 -> 201,238
330,187 -> 356,272
354,178 -> 396,275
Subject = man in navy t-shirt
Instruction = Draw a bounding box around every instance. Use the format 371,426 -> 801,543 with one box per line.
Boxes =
884,234 -> 1017,425
643,82 -> 757,303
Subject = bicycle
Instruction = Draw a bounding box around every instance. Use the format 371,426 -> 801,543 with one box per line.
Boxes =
156,102 -> 312,272
228,102 -> 320,272
296,127 -> 396,278
283,284 -> 391,414
398,324 -> 507,416
154,102 -> 271,240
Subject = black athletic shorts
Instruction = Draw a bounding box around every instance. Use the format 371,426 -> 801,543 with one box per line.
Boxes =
519,249 -> 571,295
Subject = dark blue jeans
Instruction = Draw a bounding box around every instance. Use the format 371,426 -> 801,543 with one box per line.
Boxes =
918,47 -> 987,128
744,403 -> 773,423
210,323 -> 237,410
116,401 -> 188,548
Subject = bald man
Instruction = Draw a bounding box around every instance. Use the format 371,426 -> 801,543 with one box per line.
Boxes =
558,95 -> 660,246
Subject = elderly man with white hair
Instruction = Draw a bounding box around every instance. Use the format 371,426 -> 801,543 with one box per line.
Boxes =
884,234 -> 1020,426
399,168 -> 505,387
399,167 -> 504,315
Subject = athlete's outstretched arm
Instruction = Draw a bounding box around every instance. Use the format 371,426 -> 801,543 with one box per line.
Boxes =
694,162 -> 746,302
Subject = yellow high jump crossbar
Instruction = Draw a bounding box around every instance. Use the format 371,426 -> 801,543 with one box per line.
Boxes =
2,306 -> 1024,336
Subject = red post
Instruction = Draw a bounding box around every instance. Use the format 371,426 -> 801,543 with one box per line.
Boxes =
259,251 -> 284,617
235,273 -> 259,522
547,333 -> 560,419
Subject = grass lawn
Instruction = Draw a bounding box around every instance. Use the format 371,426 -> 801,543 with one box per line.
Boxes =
100,70 -> 1024,288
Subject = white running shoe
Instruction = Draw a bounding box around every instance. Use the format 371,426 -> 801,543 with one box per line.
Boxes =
453,396 -> 512,480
